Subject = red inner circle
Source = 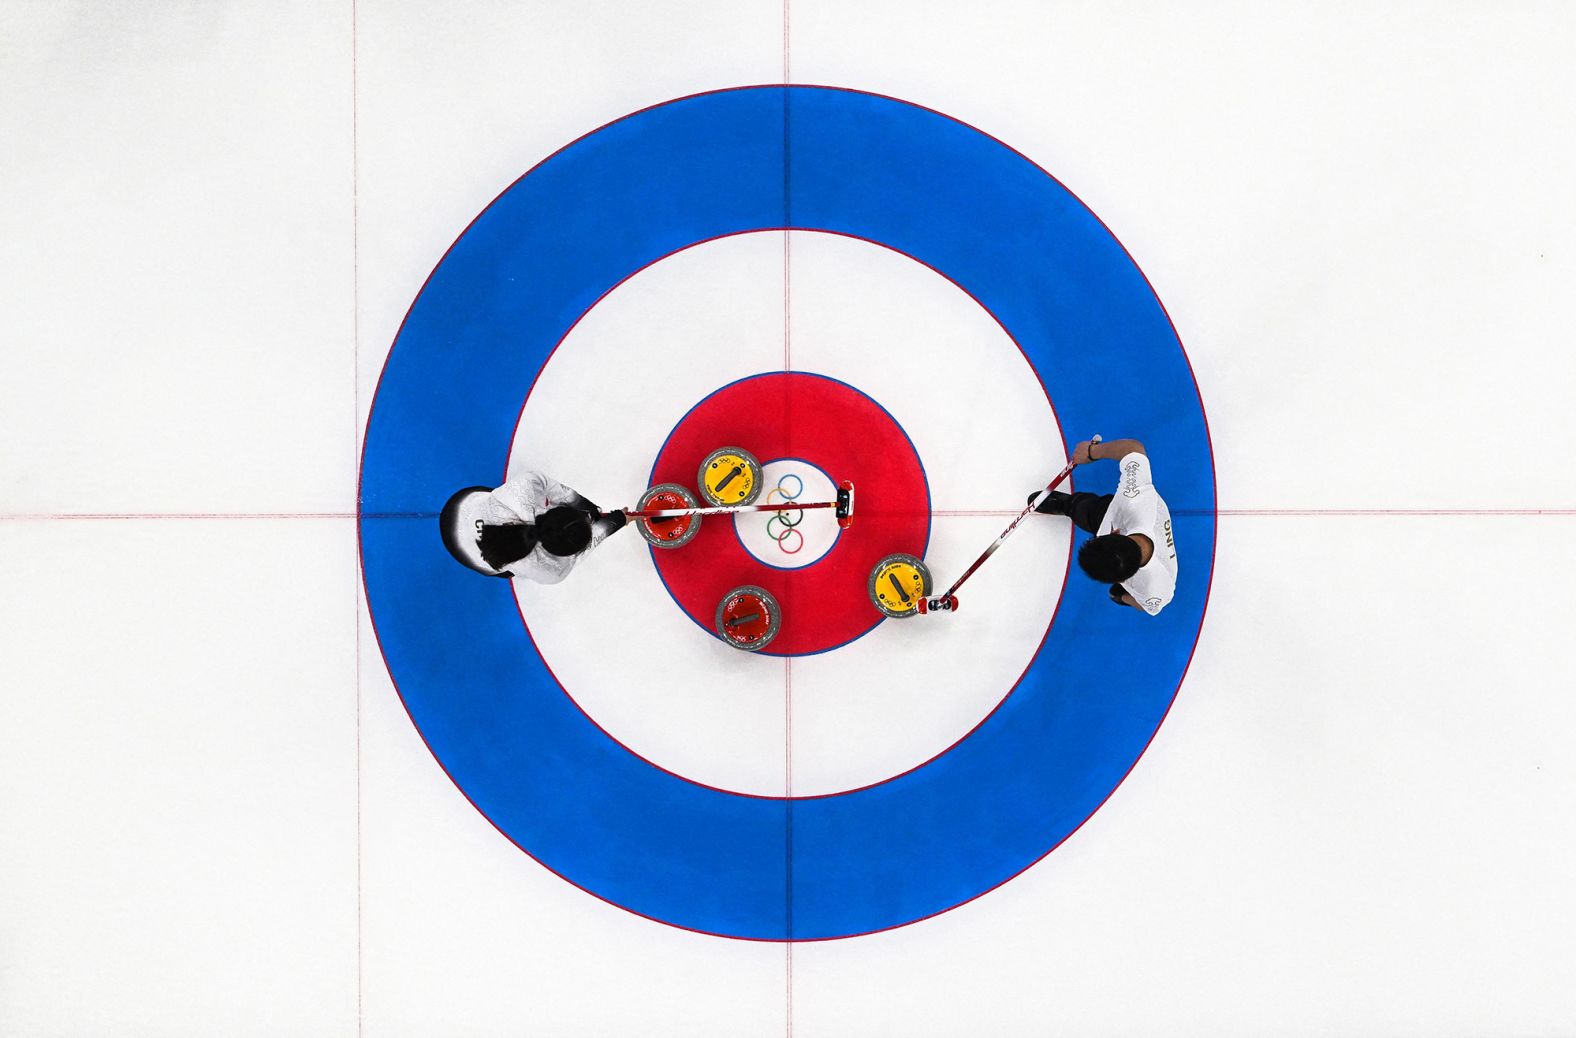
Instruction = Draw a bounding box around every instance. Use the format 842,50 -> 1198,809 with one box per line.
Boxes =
650,372 -> 928,655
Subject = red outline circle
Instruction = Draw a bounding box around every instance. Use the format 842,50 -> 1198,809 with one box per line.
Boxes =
357,85 -> 1215,943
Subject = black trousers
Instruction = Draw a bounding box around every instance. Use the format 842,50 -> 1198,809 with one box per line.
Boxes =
1065,492 -> 1113,535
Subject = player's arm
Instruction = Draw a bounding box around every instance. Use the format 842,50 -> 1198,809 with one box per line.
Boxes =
540,474 -> 584,508
486,480 -> 538,521
1078,438 -> 1145,464
540,477 -> 611,519
557,486 -> 625,530
1108,585 -> 1150,611
589,509 -> 627,539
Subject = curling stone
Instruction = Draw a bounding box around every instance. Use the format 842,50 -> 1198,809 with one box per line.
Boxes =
867,553 -> 933,619
698,447 -> 762,507
715,585 -> 782,652
635,483 -> 701,548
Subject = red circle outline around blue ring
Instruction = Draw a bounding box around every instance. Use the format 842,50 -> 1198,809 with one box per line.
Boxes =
358,85 -> 1217,941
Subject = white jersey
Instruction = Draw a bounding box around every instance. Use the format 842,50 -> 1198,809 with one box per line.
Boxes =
1096,453 -> 1177,616
456,472 -> 616,584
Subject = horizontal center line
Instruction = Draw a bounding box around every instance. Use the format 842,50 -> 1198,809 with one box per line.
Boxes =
1,508 -> 1572,521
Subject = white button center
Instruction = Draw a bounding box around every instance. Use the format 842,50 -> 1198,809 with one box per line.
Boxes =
733,458 -> 841,569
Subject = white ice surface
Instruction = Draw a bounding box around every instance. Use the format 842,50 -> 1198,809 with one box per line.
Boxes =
3,2 -> 1575,1035
0,520 -> 358,1035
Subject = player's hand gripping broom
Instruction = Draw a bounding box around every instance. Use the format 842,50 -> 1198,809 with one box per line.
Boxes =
917,436 -> 1100,614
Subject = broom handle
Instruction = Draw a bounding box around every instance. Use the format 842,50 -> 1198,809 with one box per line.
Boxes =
940,436 -> 1101,599
625,500 -> 836,519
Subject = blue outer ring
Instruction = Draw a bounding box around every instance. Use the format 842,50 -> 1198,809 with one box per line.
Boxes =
359,86 -> 1215,941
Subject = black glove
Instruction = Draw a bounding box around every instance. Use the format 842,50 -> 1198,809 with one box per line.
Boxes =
1027,489 -> 1070,516
603,508 -> 628,532
1108,584 -> 1127,606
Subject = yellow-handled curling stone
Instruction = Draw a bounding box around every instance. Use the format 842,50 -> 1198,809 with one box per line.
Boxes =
867,553 -> 933,619
698,447 -> 762,507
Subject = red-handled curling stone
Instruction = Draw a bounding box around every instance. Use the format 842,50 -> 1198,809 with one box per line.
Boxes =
714,585 -> 782,652
635,483 -> 701,548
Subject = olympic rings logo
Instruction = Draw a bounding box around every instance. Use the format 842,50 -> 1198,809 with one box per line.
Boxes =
762,473 -> 805,555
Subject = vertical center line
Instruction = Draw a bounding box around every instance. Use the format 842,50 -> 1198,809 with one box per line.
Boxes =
784,656 -> 794,1035
781,4 -> 795,1036
781,0 -> 792,375
782,237 -> 792,372
350,1 -> 363,1034
782,0 -> 791,85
